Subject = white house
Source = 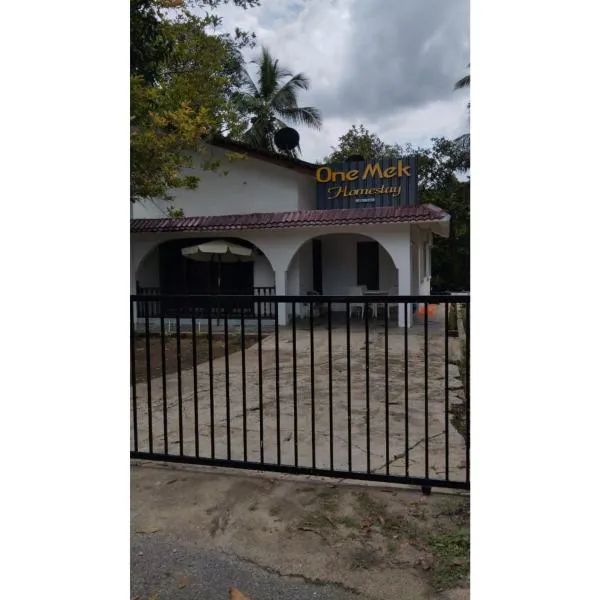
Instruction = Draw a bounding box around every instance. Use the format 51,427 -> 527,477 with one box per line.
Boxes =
130,138 -> 450,327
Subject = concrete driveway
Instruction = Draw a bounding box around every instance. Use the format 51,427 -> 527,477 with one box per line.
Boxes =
131,317 -> 467,483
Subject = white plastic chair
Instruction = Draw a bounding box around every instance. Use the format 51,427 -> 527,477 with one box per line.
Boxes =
348,286 -> 365,319
370,286 -> 399,320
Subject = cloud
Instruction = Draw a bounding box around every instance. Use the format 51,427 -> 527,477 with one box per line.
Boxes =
211,0 -> 470,162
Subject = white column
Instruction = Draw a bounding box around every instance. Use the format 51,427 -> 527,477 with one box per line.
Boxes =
393,239 -> 413,328
274,267 -> 288,326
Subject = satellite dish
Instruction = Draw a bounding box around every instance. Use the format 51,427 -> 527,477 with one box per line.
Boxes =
346,154 -> 365,162
274,127 -> 300,151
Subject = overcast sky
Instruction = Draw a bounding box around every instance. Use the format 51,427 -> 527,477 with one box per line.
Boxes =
212,0 -> 470,162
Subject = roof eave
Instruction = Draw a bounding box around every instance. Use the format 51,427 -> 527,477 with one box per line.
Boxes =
210,137 -> 317,175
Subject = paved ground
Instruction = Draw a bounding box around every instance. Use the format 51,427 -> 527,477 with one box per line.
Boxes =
131,316 -> 467,484
131,463 -> 470,600
132,534 -> 358,600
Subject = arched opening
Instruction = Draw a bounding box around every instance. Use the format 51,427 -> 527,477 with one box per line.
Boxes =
135,236 -> 275,296
287,232 -> 399,298
134,236 -> 276,321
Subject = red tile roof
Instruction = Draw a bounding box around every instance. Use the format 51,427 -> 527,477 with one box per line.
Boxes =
130,205 -> 449,234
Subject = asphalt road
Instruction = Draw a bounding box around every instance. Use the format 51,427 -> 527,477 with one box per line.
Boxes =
131,533 -> 360,600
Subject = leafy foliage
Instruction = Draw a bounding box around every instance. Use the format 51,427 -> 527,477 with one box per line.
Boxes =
130,0 -> 173,84
233,47 -> 322,157
323,124 -> 405,163
130,0 -> 259,203
325,126 -> 470,291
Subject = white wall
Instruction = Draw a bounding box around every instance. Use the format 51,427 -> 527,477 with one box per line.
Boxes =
316,234 -> 397,296
378,245 -> 398,293
298,175 -> 317,210
411,226 -> 432,296
131,145 -> 314,219
253,255 -> 275,289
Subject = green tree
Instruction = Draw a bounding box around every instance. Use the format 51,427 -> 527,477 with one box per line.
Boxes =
130,0 -> 173,83
322,124 -> 406,163
130,0 -> 259,203
234,47 -> 322,157
325,126 -> 470,290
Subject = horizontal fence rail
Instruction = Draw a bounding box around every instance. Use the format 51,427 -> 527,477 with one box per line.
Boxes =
130,293 -> 470,492
135,286 -> 276,319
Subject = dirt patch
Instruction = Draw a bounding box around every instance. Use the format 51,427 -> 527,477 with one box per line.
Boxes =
132,333 -> 264,384
131,463 -> 469,599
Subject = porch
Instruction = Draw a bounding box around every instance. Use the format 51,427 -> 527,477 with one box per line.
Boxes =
133,228 -> 432,329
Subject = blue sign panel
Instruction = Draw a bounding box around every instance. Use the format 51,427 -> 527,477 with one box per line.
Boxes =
315,157 -> 418,209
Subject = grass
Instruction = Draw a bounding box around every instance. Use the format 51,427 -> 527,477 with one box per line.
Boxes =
426,528 -> 470,591
291,485 -> 470,591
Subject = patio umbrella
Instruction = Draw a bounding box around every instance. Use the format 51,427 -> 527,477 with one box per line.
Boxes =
181,240 -> 255,323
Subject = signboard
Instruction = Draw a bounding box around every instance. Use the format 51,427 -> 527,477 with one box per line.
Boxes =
315,157 -> 418,209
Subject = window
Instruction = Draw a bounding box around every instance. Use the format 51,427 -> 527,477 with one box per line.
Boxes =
357,241 -> 379,290
312,239 -> 323,293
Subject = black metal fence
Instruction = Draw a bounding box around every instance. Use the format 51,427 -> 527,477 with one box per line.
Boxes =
130,294 -> 470,492
135,285 -> 276,319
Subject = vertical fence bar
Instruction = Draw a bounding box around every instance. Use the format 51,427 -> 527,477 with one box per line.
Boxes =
404,302 -> 409,477
241,307 -> 247,462
144,304 -> 153,454
275,299 -> 281,465
176,314 -> 183,456
465,302 -> 470,483
346,301 -> 352,472
208,302 -> 215,459
365,298 -> 371,474
130,298 -> 139,453
424,302 -> 429,478
310,301 -> 316,469
292,301 -> 298,467
258,298 -> 264,464
328,301 -> 334,470
160,312 -> 168,455
444,302 -> 449,480
192,311 -> 199,457
224,312 -> 231,461
384,299 -> 390,475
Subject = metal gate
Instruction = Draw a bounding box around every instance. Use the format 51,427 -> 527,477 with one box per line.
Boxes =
130,293 -> 470,492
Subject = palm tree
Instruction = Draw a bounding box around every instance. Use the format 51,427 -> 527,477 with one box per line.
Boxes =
234,47 -> 322,157
454,64 -> 470,162
454,64 -> 470,91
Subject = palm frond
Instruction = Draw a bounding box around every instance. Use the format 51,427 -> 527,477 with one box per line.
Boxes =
276,106 -> 322,129
257,47 -> 289,99
454,63 -> 470,90
272,73 -> 310,109
232,90 -> 263,114
454,74 -> 470,90
238,66 -> 260,97
234,46 -> 320,155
